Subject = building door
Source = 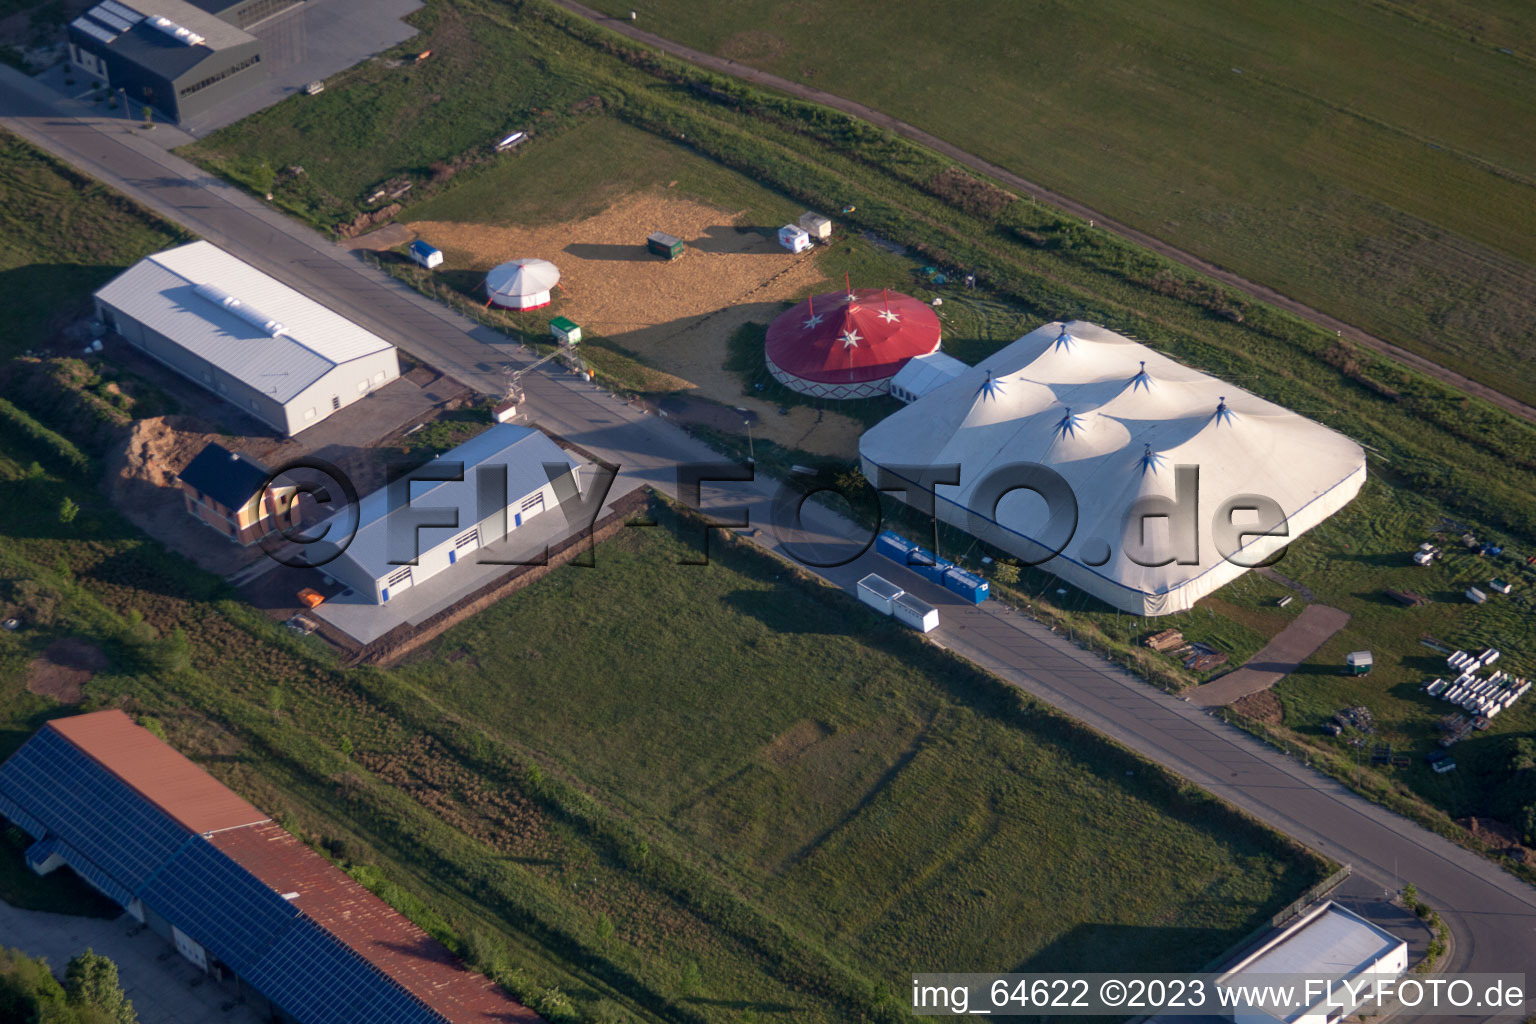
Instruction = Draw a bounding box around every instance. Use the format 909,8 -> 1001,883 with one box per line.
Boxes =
382,566 -> 413,602
172,926 -> 208,971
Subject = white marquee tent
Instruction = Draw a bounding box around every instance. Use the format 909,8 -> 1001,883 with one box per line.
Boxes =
486,258 -> 561,310
859,321 -> 1367,615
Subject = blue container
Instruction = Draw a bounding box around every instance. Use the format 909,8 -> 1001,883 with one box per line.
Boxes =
942,567 -> 990,605
875,530 -> 910,563
907,547 -> 951,583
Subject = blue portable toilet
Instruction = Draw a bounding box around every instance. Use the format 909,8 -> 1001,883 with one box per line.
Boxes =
408,240 -> 444,269
942,567 -> 990,604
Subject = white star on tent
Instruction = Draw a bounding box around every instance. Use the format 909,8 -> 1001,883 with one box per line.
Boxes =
839,330 -> 863,349
877,308 -> 901,323
802,314 -> 824,330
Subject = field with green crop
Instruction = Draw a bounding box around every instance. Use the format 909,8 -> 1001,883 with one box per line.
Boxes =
581,0 -> 1536,408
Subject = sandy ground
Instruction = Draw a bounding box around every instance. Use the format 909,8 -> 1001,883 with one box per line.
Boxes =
25,637 -> 106,704
408,190 -> 866,456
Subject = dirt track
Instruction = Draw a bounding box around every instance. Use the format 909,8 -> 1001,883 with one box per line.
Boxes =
553,0 -> 1536,426
409,191 -> 866,455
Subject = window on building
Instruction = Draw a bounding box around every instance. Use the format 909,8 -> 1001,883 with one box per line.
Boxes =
356,379 -> 368,393
303,407 -> 316,421
331,395 -> 341,411
520,492 -> 544,512
177,54 -> 263,98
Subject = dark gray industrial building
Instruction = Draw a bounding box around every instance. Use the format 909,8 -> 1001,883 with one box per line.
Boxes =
66,0 -> 300,123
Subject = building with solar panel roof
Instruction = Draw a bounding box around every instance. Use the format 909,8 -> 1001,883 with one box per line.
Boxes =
0,710 -> 541,1024
66,0 -> 285,123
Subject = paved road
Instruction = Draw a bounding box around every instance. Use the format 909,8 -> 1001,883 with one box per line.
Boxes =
549,0 -> 1536,427
0,901 -> 266,1024
3,69 -> 1534,1012
1186,604 -> 1351,708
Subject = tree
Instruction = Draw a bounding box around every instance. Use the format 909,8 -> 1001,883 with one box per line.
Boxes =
0,946 -> 71,1023
58,498 -> 79,524
65,949 -> 136,1024
992,559 -> 1020,586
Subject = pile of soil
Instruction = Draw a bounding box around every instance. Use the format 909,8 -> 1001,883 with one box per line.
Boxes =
1458,817 -> 1532,864
104,415 -> 266,576
26,637 -> 108,704
1229,689 -> 1283,725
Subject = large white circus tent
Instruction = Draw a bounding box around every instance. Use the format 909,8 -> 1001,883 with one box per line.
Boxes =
485,258 -> 562,310
859,321 -> 1367,615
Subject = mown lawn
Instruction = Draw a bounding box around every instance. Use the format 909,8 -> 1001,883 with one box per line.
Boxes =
578,0 -> 1536,407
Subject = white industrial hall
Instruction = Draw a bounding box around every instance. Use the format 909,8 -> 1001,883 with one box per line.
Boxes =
94,241 -> 400,436
859,321 -> 1367,615
320,424 -> 582,605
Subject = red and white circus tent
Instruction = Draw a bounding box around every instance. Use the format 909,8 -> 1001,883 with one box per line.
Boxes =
764,287 -> 942,399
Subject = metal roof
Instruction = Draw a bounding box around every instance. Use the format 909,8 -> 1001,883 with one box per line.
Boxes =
48,709 -> 268,834
0,713 -> 540,1024
0,725 -> 193,895
890,350 -> 968,399
214,823 -> 541,1024
1223,902 -> 1404,1021
139,835 -> 302,972
95,242 -> 394,405
328,425 -> 578,582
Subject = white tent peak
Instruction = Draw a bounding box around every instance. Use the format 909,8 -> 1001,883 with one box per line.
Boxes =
975,370 -> 1007,401
1130,360 -> 1153,392
1052,325 -> 1076,352
1138,442 -> 1167,476
1053,407 -> 1084,439
1213,395 -> 1236,426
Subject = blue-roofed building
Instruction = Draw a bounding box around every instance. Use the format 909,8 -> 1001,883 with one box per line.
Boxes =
0,711 -> 540,1024
316,424 -> 581,604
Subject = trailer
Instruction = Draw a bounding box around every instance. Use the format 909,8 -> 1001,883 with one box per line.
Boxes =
893,592 -> 939,633
942,566 -> 990,604
905,545 -> 949,583
777,223 -> 812,253
798,211 -> 833,241
875,530 -> 911,563
1345,651 -> 1373,676
647,232 -> 685,260
857,574 -> 905,616
407,240 -> 443,269
548,316 -> 582,345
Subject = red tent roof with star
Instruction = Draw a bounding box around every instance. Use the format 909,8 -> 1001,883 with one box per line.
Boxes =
765,288 -> 942,385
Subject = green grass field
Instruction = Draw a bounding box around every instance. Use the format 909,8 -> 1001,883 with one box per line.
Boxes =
581,0 -> 1536,408
398,509 -> 1325,982
0,131 -> 186,360
405,116 -> 801,229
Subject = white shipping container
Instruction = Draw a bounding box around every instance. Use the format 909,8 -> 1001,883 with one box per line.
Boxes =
857,573 -> 904,616
893,592 -> 939,633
